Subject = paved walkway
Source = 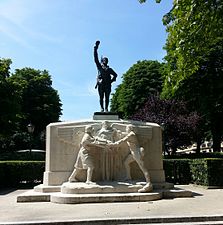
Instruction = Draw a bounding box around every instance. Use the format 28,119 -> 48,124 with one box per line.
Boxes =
0,185 -> 223,225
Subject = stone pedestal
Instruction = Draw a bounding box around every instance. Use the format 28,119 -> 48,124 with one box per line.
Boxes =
93,112 -> 119,120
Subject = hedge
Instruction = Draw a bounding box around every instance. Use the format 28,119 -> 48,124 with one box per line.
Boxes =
163,159 -> 191,184
163,158 -> 223,187
0,161 -> 45,187
164,152 -> 223,159
0,152 -> 45,161
190,159 -> 223,186
1,158 -> 223,188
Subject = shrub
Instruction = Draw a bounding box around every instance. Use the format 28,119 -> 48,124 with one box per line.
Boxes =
0,151 -> 45,161
0,161 -> 45,187
164,152 -> 223,159
190,158 -> 223,186
163,159 -> 191,184
164,158 -> 223,187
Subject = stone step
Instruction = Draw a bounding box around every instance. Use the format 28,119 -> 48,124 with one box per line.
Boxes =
50,191 -> 162,204
17,187 -> 192,203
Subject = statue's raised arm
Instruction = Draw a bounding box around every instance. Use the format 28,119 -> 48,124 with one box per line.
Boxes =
94,40 -> 101,70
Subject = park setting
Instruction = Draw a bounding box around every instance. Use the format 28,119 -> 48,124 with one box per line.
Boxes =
0,0 -> 223,224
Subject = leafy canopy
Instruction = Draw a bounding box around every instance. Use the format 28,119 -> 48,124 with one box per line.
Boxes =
9,68 -> 62,133
0,58 -> 20,135
162,0 -> 223,96
110,60 -> 164,118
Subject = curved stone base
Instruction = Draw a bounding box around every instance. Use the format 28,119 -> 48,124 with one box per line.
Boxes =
50,181 -> 172,204
51,192 -> 162,204
18,181 -> 192,204
61,181 -> 148,194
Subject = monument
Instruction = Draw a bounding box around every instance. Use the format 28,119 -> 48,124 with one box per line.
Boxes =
17,41 -> 192,204
17,117 -> 192,204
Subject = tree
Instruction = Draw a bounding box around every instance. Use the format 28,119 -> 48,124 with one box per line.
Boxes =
132,95 -> 201,154
174,40 -> 223,152
9,68 -> 62,134
162,0 -> 223,96
0,58 -> 20,136
110,60 -> 164,118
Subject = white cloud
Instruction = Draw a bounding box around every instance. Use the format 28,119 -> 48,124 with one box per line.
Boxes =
56,79 -> 97,98
0,0 -> 30,24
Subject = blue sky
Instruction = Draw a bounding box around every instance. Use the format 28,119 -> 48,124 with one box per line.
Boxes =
0,0 -> 173,121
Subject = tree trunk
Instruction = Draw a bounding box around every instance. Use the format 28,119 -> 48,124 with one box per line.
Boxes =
211,121 -> 222,152
212,132 -> 221,152
196,138 -> 201,154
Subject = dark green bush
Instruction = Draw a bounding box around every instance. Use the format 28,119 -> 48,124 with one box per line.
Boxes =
190,159 -> 208,185
164,158 -> 223,187
0,151 -> 45,161
163,159 -> 191,184
0,161 -> 45,187
190,158 -> 223,186
164,152 -> 223,159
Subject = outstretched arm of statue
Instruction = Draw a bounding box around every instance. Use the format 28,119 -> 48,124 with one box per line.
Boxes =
107,134 -> 130,148
94,40 -> 101,69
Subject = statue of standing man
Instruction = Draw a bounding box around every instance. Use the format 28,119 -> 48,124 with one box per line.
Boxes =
94,41 -> 118,112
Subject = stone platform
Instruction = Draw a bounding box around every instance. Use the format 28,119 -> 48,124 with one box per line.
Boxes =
17,181 -> 192,204
61,181 -> 164,194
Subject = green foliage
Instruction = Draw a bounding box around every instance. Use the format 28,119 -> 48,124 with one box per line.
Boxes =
0,62 -> 62,151
163,159 -> 191,184
173,39 -> 223,151
9,68 -> 62,134
0,161 -> 45,187
110,60 -> 164,118
0,58 -> 11,79
0,58 -> 21,135
164,152 -> 223,159
190,159 -> 223,186
0,151 -> 45,161
164,158 -> 223,186
190,159 -> 209,185
163,0 -> 223,96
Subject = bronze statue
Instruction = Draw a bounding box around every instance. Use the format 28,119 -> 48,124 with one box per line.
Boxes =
94,41 -> 118,112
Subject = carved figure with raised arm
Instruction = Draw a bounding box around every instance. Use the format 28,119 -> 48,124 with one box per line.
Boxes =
109,124 -> 153,192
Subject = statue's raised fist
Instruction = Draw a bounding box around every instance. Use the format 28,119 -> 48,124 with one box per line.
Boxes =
95,40 -> 100,47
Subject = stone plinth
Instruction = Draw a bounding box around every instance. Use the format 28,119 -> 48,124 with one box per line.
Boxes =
93,112 -> 119,120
